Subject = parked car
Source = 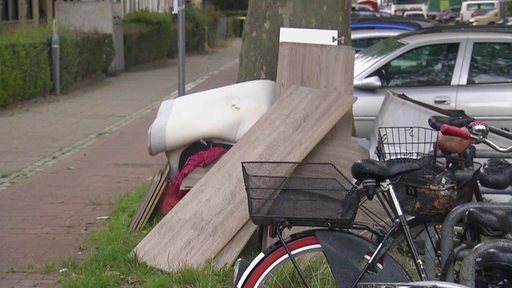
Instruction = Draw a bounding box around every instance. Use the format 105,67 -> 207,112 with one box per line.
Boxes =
352,26 -> 512,138
352,16 -> 434,29
459,0 -> 512,23
497,16 -> 512,25
469,8 -> 500,25
352,3 -> 393,17
404,11 -> 428,19
352,29 -> 405,52
351,17 -> 434,52
436,6 -> 461,23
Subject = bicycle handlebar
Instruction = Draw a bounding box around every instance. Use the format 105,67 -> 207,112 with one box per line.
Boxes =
440,123 -> 512,153
429,115 -> 474,131
440,124 -> 470,140
396,93 -> 512,140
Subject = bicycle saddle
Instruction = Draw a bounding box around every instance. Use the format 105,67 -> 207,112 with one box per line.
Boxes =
474,248 -> 512,276
478,158 -> 512,189
465,207 -> 512,237
351,158 -> 421,182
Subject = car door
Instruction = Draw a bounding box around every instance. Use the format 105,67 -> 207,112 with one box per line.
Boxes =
455,39 -> 512,133
354,41 -> 464,138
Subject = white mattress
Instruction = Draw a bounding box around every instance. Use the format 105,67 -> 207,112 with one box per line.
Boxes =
148,80 -> 276,155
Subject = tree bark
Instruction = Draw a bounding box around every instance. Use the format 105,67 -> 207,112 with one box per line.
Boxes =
238,0 -> 351,82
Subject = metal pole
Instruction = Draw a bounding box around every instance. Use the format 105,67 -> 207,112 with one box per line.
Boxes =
177,0 -> 185,96
51,19 -> 61,96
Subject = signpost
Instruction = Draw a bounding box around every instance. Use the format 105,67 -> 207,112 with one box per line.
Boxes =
174,0 -> 186,96
51,20 -> 61,96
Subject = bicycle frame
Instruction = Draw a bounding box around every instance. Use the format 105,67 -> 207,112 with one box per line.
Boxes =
350,180 -> 430,287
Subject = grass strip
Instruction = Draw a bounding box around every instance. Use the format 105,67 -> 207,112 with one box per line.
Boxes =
56,184 -> 234,288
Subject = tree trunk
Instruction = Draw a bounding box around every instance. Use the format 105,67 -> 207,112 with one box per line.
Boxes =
237,0 -> 351,82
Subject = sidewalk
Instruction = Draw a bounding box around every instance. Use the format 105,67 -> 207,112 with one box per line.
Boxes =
0,39 -> 241,288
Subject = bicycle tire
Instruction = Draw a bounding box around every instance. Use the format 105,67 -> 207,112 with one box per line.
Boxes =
241,233 -> 334,287
239,230 -> 410,288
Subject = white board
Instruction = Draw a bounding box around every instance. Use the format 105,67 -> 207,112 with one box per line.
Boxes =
279,27 -> 338,46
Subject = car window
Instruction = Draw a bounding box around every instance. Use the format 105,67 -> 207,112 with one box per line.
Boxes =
468,42 -> 512,84
371,43 -> 459,87
467,3 -> 495,11
355,38 -> 406,75
353,37 -> 389,53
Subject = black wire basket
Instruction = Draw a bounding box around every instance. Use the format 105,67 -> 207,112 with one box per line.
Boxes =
376,126 -> 439,161
241,161 -> 359,228
376,127 -> 481,220
391,161 -> 481,221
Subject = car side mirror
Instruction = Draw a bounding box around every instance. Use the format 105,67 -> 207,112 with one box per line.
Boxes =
354,76 -> 382,90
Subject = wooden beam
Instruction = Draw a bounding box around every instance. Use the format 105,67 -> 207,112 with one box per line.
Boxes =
133,84 -> 356,271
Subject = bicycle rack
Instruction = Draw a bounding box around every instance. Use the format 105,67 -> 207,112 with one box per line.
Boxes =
459,239 -> 512,287
440,202 -> 512,282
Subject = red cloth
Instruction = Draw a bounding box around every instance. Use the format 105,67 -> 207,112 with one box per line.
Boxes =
158,147 -> 226,214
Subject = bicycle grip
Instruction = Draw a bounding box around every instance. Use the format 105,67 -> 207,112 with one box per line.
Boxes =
440,124 -> 470,139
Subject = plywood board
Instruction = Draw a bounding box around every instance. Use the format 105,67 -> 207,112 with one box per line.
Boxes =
208,43 -> 357,263
275,42 -> 354,99
305,138 -> 369,176
213,220 -> 256,268
275,42 -> 356,140
129,163 -> 169,231
133,84 -> 356,271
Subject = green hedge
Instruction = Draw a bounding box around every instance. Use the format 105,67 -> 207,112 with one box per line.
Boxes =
0,29 -> 52,106
123,12 -> 173,67
0,27 -> 114,106
59,31 -> 114,92
184,5 -> 223,52
0,5 -> 238,107
122,6 -> 223,67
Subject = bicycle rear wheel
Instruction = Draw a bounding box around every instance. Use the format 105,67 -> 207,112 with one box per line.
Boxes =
242,233 -> 334,287
239,230 -> 411,288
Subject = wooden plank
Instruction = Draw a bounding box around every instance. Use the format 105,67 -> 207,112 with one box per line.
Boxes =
305,138 -> 369,176
276,42 -> 356,140
195,43 -> 357,266
213,220 -> 256,268
133,85 -> 356,271
180,166 -> 210,191
275,42 -> 355,99
129,163 -> 169,231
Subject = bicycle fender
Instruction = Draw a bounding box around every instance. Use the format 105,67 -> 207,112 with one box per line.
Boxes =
315,230 -> 410,287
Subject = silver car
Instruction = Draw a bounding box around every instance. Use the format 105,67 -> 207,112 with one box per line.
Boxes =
353,26 -> 512,138
352,29 -> 405,53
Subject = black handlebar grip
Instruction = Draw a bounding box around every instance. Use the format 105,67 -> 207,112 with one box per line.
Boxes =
428,115 -> 474,131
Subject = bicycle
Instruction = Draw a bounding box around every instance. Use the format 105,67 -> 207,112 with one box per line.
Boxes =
233,136 -> 481,287
233,116 -> 512,288
433,120 -> 512,287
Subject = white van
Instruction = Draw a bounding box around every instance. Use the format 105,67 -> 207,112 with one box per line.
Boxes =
459,0 -> 512,23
